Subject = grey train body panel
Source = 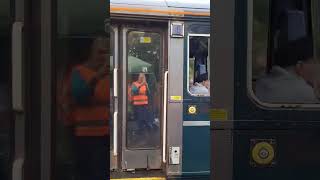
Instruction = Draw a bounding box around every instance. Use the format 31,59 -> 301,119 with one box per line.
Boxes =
166,21 -> 184,175
211,0 -> 235,180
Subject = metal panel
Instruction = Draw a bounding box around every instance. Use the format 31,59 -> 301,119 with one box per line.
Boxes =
12,0 -> 25,179
166,21 -> 184,176
12,22 -> 24,112
211,0 -> 235,180
40,0 -> 52,179
110,0 -> 167,7
111,26 -> 119,170
166,0 -> 210,9
121,27 -> 129,170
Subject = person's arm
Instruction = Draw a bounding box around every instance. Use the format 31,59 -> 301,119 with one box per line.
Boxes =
87,67 -> 107,87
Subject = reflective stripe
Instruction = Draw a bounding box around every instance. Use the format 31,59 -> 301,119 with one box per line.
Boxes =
71,106 -> 108,121
132,95 -> 148,105
132,96 -> 148,101
183,121 -> 210,126
110,6 -> 210,17
133,101 -> 148,105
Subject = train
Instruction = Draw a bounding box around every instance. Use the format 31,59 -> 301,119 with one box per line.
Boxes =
4,0 -> 320,179
110,0 -> 210,179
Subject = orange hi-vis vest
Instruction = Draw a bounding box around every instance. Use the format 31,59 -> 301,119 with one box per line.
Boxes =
66,65 -> 109,137
131,82 -> 148,106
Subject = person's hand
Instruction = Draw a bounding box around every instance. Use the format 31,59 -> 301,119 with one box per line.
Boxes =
88,66 -> 107,87
96,63 -> 108,78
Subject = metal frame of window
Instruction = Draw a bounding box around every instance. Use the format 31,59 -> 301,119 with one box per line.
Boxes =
187,33 -> 210,97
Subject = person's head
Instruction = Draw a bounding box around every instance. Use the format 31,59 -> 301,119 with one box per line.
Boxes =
88,37 -> 108,67
202,79 -> 210,89
274,37 -> 317,84
137,73 -> 147,84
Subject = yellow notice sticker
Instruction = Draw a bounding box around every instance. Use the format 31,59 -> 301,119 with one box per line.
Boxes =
170,96 -> 182,101
209,109 -> 228,121
140,37 -> 151,43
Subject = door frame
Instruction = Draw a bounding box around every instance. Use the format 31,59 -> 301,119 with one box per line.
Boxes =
118,24 -> 167,170
111,25 -> 119,170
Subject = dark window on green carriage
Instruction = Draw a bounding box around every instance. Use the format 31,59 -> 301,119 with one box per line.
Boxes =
188,35 -> 210,97
251,0 -> 320,105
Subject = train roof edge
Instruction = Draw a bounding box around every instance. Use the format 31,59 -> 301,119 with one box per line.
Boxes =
110,0 -> 210,18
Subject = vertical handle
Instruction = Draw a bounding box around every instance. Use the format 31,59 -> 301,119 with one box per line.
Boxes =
113,68 -> 118,97
12,21 -> 24,112
113,111 -> 118,156
162,71 -> 168,163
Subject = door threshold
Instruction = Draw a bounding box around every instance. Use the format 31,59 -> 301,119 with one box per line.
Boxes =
111,170 -> 165,179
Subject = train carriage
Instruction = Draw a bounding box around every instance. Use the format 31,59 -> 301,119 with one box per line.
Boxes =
110,0 -> 211,179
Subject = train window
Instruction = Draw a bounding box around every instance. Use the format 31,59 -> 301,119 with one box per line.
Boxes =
250,0 -> 320,105
55,0 -> 108,179
126,31 -> 161,149
188,34 -> 210,97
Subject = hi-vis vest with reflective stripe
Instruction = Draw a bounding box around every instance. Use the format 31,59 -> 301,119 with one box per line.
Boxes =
68,65 -> 109,137
131,82 -> 148,106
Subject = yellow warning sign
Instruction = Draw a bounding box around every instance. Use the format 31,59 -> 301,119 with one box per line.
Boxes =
170,96 -> 182,101
209,109 -> 228,121
140,37 -> 151,43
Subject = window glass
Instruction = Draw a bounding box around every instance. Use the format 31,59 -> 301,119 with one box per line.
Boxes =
188,35 -> 210,97
55,0 -> 109,179
251,0 -> 320,105
126,31 -> 161,149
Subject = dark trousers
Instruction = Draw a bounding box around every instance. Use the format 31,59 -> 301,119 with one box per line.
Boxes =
133,105 -> 151,132
74,136 -> 108,180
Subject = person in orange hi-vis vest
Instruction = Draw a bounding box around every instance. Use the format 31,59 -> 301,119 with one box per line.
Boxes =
129,73 -> 152,137
60,37 -> 109,180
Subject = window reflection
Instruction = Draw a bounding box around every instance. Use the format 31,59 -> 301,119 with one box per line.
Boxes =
127,31 -> 161,149
188,35 -> 210,97
55,0 -> 108,179
252,0 -> 320,104
56,37 -> 109,180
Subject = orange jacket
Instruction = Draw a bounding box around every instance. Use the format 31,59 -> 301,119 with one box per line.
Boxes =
129,81 -> 148,106
61,65 -> 109,137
